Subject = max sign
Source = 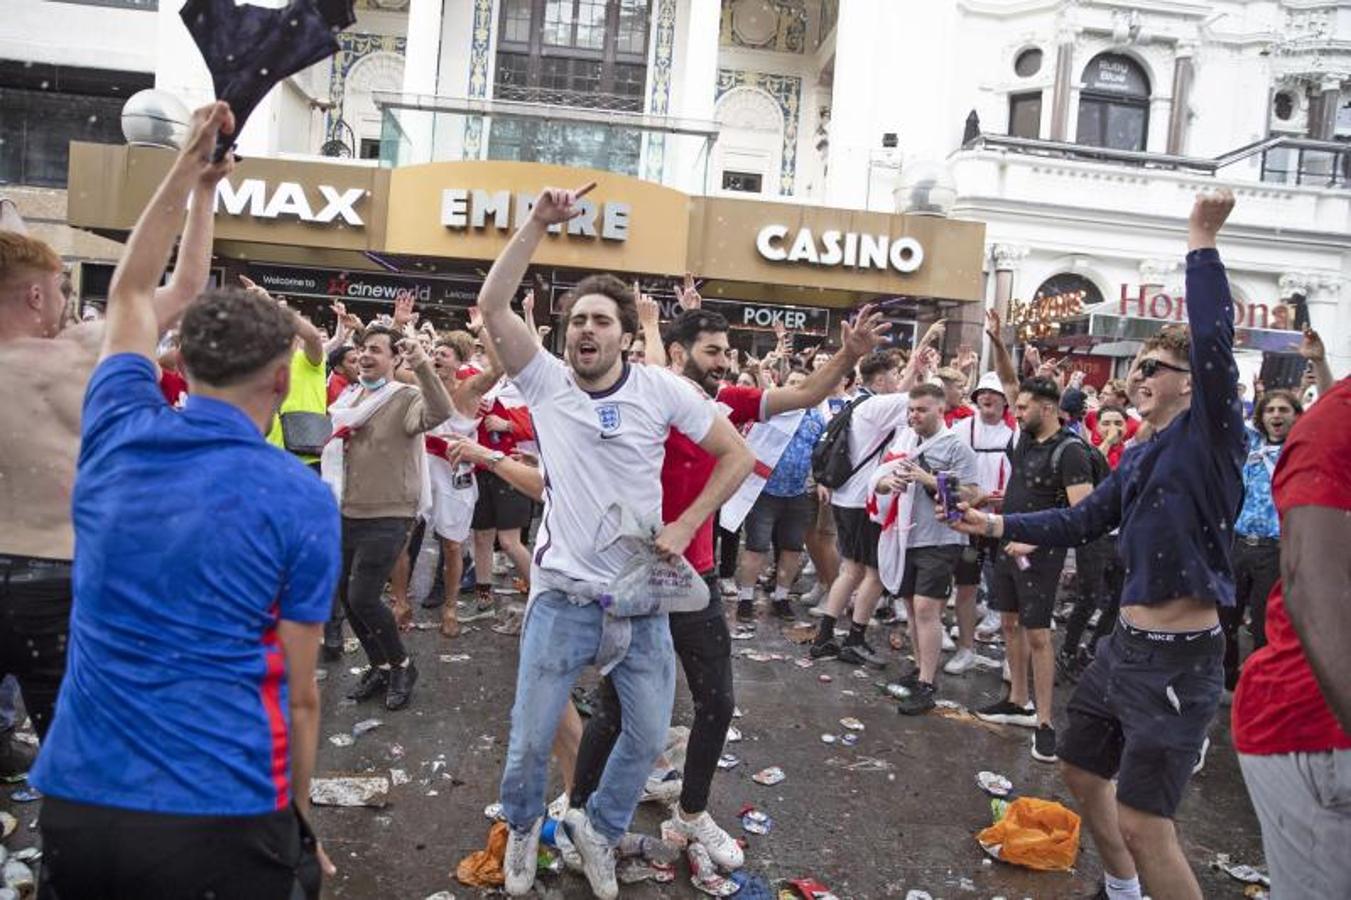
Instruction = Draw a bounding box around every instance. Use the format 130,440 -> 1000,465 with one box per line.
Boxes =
213,179 -> 366,226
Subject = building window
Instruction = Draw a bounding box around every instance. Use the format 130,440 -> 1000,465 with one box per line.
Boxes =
721,170 -> 763,193
359,138 -> 381,160
1076,53 -> 1150,152
491,0 -> 652,174
1008,92 -> 1042,139
1034,273 -> 1103,307
1014,48 -> 1042,78
0,61 -> 151,188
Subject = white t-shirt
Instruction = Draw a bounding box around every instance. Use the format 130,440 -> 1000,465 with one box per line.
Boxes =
832,391 -> 911,509
512,351 -> 717,586
955,414 -> 1019,494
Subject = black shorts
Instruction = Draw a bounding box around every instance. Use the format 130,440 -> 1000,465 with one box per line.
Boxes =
988,546 -> 1066,629
832,505 -> 880,568
1060,619 -> 1224,818
744,492 -> 813,553
472,469 -> 534,531
954,536 -> 998,587
39,796 -> 318,900
899,545 -> 962,600
0,554 -> 72,741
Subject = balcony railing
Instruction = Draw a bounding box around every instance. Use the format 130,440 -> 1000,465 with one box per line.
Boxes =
370,91 -> 720,193
961,133 -> 1351,189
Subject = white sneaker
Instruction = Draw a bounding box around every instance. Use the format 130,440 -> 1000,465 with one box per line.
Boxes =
894,603 -> 908,624
1002,659 -> 1012,684
493,551 -> 510,576
662,810 -> 745,871
941,630 -> 956,653
972,652 -> 1003,671
944,648 -> 978,675
564,808 -> 618,900
640,768 -> 683,804
504,817 -> 542,895
719,578 -> 737,597
547,791 -> 569,820
807,602 -> 829,618
976,609 -> 1003,642
802,583 -> 826,606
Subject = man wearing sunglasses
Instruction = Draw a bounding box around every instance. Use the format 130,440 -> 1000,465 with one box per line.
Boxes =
950,190 -> 1244,900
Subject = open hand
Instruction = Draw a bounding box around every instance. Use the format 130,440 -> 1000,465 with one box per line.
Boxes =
531,183 -> 595,226
984,308 -> 1004,345
636,283 -> 661,329
918,318 -> 947,349
840,304 -> 890,358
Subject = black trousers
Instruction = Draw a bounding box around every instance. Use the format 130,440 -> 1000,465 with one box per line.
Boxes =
39,796 -> 316,900
335,517 -> 412,667
0,554 -> 72,741
572,586 -> 734,816
1221,537 -> 1281,691
716,520 -> 740,581
1062,535 -> 1123,656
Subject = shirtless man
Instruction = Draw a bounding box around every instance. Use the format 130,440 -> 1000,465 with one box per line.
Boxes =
0,127 -> 219,739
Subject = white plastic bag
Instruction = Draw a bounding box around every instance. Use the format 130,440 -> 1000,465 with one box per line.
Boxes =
593,504 -> 709,616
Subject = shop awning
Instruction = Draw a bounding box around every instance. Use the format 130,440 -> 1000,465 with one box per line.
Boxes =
1054,308 -> 1300,355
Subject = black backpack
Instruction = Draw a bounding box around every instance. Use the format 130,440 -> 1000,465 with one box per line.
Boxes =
811,395 -> 896,490
1049,429 -> 1111,490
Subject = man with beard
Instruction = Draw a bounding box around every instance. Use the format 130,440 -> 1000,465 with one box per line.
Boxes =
1221,385 -> 1302,696
0,111 -> 218,743
570,301 -> 886,870
479,184 -> 753,899
950,191 -> 1245,900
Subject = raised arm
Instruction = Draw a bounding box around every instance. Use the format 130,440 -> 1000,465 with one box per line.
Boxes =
238,275 -> 323,366
150,176 -> 218,331
984,309 -> 1021,403
763,306 -> 888,416
636,286 -> 666,368
1294,326 -> 1335,397
398,337 -> 455,434
449,436 -> 544,502
478,183 -> 594,376
1184,190 -> 1244,446
103,103 -> 235,361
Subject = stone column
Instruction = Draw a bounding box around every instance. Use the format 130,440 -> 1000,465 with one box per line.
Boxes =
1166,46 -> 1195,155
400,0 -> 445,165
1049,25 -> 1077,142
984,243 -> 1028,368
1311,75 -> 1343,140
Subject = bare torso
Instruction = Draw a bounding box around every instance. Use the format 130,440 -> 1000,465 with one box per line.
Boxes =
0,323 -> 102,560
1122,595 -> 1221,631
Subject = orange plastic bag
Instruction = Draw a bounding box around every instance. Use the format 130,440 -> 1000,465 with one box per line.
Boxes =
977,797 -> 1081,871
456,821 -> 508,887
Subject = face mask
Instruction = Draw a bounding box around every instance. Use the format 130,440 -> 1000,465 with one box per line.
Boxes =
359,377 -> 388,391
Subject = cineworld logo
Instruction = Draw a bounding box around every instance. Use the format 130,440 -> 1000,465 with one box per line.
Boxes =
213,179 -> 366,226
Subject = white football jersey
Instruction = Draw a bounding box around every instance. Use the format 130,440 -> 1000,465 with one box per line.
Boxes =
512,351 -> 717,587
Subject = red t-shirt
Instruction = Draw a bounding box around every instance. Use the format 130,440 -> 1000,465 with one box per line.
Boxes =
661,385 -> 765,574
1232,378 -> 1351,756
326,373 -> 349,407
159,369 -> 188,407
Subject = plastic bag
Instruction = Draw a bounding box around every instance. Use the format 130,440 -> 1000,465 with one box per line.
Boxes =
977,796 -> 1081,871
456,821 -> 508,887
594,503 -> 708,616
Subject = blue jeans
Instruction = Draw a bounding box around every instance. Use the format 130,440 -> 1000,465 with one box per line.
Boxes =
499,591 -> 675,843
0,675 -> 18,732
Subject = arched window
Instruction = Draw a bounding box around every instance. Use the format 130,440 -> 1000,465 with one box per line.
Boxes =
1034,273 -> 1102,307
1076,53 -> 1150,151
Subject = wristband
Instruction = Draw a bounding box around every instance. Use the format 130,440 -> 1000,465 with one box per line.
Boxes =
983,513 -> 997,538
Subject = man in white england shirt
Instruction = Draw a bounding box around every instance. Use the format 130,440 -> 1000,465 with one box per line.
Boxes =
478,183 -> 753,899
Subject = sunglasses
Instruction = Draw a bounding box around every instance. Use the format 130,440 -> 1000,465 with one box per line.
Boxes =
1136,358 -> 1190,379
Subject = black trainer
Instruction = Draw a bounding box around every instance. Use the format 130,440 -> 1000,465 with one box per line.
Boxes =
974,698 -> 1037,728
838,640 -> 887,669
322,621 -> 344,662
321,642 -> 343,663
0,729 -> 35,783
736,598 -> 755,622
873,604 -> 897,624
894,668 -> 922,689
808,638 -> 841,660
385,660 -> 419,711
1031,723 -> 1057,763
347,666 -> 390,702
771,598 -> 795,620
896,681 -> 937,716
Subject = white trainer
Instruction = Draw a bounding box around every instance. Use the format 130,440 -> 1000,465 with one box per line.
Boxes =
504,817 -> 542,896
564,808 -> 618,899
662,810 -> 745,871
976,609 -> 1003,642
941,629 -> 956,652
944,647 -> 978,675
640,768 -> 684,804
547,791 -> 569,820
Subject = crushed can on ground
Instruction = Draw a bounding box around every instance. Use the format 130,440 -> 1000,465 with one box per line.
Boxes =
751,766 -> 785,786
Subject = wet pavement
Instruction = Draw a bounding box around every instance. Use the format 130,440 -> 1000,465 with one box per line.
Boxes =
0,590 -> 1267,899
300,590 -> 1266,900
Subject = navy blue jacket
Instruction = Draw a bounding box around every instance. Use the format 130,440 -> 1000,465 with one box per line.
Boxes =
1002,249 -> 1245,608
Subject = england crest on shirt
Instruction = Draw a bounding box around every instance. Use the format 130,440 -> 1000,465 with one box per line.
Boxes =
597,403 -> 622,435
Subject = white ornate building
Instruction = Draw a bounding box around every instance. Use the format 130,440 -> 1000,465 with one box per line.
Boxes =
3,0 -> 1349,375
